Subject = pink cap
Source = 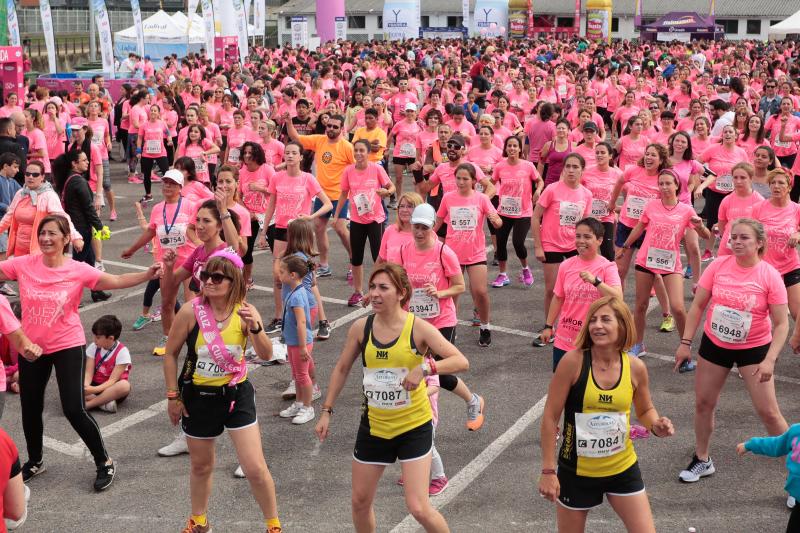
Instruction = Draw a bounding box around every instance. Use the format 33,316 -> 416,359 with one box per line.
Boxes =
71,117 -> 88,128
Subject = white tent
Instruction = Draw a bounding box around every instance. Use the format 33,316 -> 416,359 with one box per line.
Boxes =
113,10 -> 207,64
768,10 -> 800,35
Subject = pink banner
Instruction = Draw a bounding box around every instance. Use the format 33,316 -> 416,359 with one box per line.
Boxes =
316,0 -> 344,44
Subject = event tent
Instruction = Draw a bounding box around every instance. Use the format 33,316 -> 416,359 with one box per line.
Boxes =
768,9 -> 800,35
114,10 -> 206,64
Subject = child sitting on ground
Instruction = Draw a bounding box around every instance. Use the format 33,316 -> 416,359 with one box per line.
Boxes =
84,315 -> 131,413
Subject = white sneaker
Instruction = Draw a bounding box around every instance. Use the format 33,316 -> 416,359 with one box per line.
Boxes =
788,495 -> 796,509
292,406 -> 315,425
281,380 -> 296,400
99,400 -> 117,413
95,261 -> 106,272
158,432 -> 189,457
312,383 -> 322,401
234,465 -> 246,478
280,402 -> 303,418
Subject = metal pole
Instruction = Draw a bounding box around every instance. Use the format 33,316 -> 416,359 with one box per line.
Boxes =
89,0 -> 97,61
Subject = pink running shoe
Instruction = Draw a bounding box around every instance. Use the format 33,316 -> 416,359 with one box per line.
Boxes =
429,476 -> 449,496
491,273 -> 510,288
701,249 -> 714,262
347,292 -> 363,307
109,210 -> 117,221
519,268 -> 534,288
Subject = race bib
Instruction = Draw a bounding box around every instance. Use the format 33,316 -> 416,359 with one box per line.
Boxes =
625,196 -> 647,220
228,147 -> 241,163
195,345 -> 244,379
409,288 -> 440,318
145,139 -> 161,154
558,201 -> 581,227
591,199 -> 608,218
775,139 -> 792,149
574,412 -> 628,458
499,196 -> 522,216
678,108 -> 689,118
399,142 -> 416,158
256,213 -> 266,231
716,174 -> 733,193
450,206 -> 478,231
91,130 -> 104,145
192,157 -> 207,173
156,222 -> 188,249
710,305 -> 752,344
353,192 -> 372,216
362,367 -> 410,410
645,247 -> 676,271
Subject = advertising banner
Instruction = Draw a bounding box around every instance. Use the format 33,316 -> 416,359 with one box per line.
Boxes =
7,0 -> 19,47
473,0 -> 508,38
382,0 -> 419,41
291,16 -> 308,49
334,16 -> 347,41
93,0 -> 115,75
39,0 -> 56,73
131,0 -> 145,56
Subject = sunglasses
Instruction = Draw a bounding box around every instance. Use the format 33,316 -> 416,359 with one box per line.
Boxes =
24,171 -> 41,177
326,124 -> 341,129
446,142 -> 462,149
199,271 -> 232,284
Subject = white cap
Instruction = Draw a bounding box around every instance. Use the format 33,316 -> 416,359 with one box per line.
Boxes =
404,102 -> 417,112
410,204 -> 436,228
163,168 -> 184,187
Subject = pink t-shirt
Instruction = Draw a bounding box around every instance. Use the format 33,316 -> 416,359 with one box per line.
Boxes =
183,181 -> 214,206
573,143 -> 597,169
180,140 -> 214,183
671,159 -> 704,204
553,255 -> 622,351
260,138 -> 285,167
88,118 -> 109,159
429,162 -> 487,196
226,126 -> 257,165
0,295 -> 20,391
181,242 -> 227,286
617,135 -> 648,171
492,159 -> 540,218
701,144 -> 749,194
238,165 -> 275,215
228,203 -> 252,237
765,115 -> 800,158
582,165 -> 622,223
395,241 -> 461,329
138,120 -> 168,158
148,198 -> 198,265
699,256 -> 787,350
618,166 -> 660,228
635,201 -> 697,275
537,181 -> 593,252
390,120 -> 423,158
465,145 -> 503,174
525,118 -> 556,163
128,104 -> 147,133
751,199 -> 800,275
87,145 -> 103,193
341,163 -> 392,225
437,192 -> 497,265
0,255 -> 102,353
268,171 -> 322,229
379,225 -> 414,262
43,117 -> 66,160
717,191 -> 764,256
26,128 -> 50,173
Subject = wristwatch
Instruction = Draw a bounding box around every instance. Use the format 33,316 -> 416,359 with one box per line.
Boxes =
592,277 -> 603,287
249,322 -> 263,334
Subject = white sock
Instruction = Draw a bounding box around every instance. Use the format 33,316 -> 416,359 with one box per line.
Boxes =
480,323 -> 490,330
499,272 -> 507,276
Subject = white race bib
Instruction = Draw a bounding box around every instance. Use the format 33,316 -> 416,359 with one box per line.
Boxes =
775,139 -> 792,149
499,196 -> 522,216
558,201 -> 581,227
409,288 -> 440,318
362,367 -> 410,410
192,157 -> 207,173
574,412 -> 628,458
256,213 -> 266,231
399,142 -> 416,158
450,206 -> 478,231
716,174 -> 733,193
195,345 -> 244,379
591,199 -> 608,218
91,130 -> 104,145
678,108 -> 689,118
156,222 -> 188,249
645,247 -> 676,271
145,139 -> 161,154
228,147 -> 241,163
625,196 -> 647,220
710,304 -> 752,344
353,192 -> 372,216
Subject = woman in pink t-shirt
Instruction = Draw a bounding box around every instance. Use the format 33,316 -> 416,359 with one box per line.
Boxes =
136,105 -> 172,202
23,110 -> 50,176
41,102 -> 65,167
176,125 -> 219,185
736,115 -> 766,164
717,163 -> 764,261
490,136 -> 542,288
238,142 -> 276,288
611,91 -> 640,137
435,163 -> 502,347
258,120 -> 285,168
0,214 -> 162,489
614,115 -> 648,171
223,111 -> 256,168
764,98 -> 800,170
618,170 -> 710,361
676,218 -> 789,484
174,157 -> 214,206
537,218 -> 622,368
389,105 -> 423,201
690,116 -> 715,155
582,141 -> 622,260
377,192 -> 422,264
533,153 -> 593,336
668,132 -> 705,286
336,140 -> 395,306
0,93 -> 22,118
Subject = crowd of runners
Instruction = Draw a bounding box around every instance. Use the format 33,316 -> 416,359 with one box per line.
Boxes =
0,32 -> 797,532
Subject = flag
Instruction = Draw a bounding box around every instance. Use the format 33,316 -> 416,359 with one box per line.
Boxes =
39,0 -> 56,73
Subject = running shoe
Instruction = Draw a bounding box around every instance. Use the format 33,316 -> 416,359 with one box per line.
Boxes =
701,249 -> 714,262
312,383 -> 322,401
21,460 -> 45,482
491,273 -> 510,288
94,461 -> 115,492
471,309 -> 481,326
91,290 -> 112,302
679,455 -> 715,483
280,402 -> 303,418
519,267 -> 534,288
466,393 -> 485,431
140,194 -> 153,206
788,495 -> 796,509
151,306 -> 162,322
292,406 -> 315,425
679,360 -> 696,373
109,210 -> 117,222
127,175 -> 143,184
348,292 -> 363,307
478,328 -> 492,347
151,174 -> 162,183
282,380 -> 296,400
531,334 -> 548,348
491,253 -> 499,266
316,320 -> 331,340
316,265 -> 332,278
99,400 -> 117,413
627,343 -> 646,357
152,335 -> 168,356
265,318 -> 283,334
387,197 -> 398,210
158,432 -> 189,457
181,518 -> 212,533
267,527 -> 282,533
683,264 -> 693,279
95,261 -> 105,272
429,476 -> 449,496
0,283 -> 16,297
659,315 -> 676,332
234,465 -> 246,478
346,268 -> 353,285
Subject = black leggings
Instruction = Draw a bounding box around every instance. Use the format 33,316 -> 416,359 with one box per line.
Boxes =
788,504 -> 800,533
704,188 -> 728,233
435,326 -> 458,392
600,221 -> 615,261
141,156 -> 169,195
495,215 -> 530,262
243,219 -> 260,265
780,154 -> 800,202
19,346 -> 109,466
143,278 -> 184,310
349,221 -> 383,267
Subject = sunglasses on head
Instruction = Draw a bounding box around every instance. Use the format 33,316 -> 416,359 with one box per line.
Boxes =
24,171 -> 41,177
199,271 -> 232,284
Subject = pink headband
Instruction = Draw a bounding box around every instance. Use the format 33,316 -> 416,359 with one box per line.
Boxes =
209,248 -> 244,269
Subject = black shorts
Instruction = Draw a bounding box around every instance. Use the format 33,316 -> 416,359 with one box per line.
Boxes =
267,225 -> 288,253
784,268 -> 800,288
698,333 -> 770,369
557,461 -> 645,510
461,261 -> 487,269
392,156 -> 416,166
353,420 -> 433,465
181,380 -> 257,439
615,223 -> 646,249
634,264 -> 681,277
544,250 -> 578,264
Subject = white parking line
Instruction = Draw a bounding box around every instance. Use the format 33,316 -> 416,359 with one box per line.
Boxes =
390,395 -> 549,532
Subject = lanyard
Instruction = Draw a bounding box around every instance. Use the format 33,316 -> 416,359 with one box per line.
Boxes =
162,196 -> 183,236
94,341 -> 119,373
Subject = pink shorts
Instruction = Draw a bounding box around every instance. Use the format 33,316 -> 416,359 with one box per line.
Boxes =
287,343 -> 315,386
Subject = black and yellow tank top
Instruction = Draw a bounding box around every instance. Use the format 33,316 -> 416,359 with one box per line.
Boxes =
185,304 -> 248,387
558,350 -> 637,477
360,312 -> 432,439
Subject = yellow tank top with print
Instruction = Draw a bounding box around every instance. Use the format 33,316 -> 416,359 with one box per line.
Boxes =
191,304 -> 248,387
360,312 -> 432,439
559,350 -> 637,477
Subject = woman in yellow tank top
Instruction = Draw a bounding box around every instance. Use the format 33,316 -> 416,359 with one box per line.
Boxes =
315,263 -> 469,533
538,296 -> 674,533
163,251 -> 283,533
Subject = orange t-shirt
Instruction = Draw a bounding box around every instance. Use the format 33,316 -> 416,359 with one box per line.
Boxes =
298,135 -> 355,200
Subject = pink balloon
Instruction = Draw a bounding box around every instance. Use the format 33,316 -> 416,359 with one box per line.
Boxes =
489,22 -> 497,29
500,26 -> 507,34
480,27 -> 488,36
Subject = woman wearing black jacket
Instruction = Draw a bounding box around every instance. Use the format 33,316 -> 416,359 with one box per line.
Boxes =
52,151 -> 110,302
